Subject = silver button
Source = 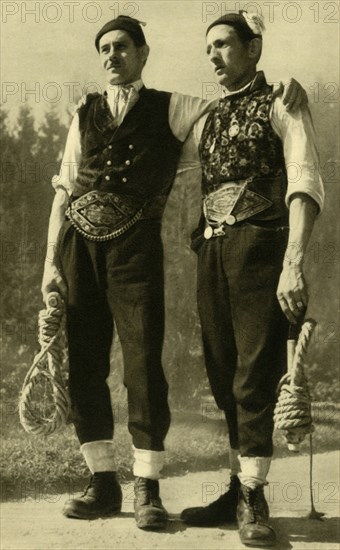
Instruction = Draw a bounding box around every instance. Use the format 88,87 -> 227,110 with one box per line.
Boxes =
122,177 -> 128,183
204,226 -> 213,240
105,175 -> 110,181
229,124 -> 239,138
107,160 -> 112,166
129,144 -> 134,150
125,160 -> 131,166
225,215 -> 236,225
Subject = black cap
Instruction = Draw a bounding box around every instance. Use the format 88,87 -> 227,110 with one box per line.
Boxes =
206,11 -> 262,41
95,16 -> 147,51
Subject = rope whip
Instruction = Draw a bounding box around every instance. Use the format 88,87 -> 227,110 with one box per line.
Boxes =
19,292 -> 71,435
274,318 -> 324,520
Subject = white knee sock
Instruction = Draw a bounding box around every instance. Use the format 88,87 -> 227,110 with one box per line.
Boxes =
238,456 -> 271,489
133,446 -> 165,480
81,440 -> 115,474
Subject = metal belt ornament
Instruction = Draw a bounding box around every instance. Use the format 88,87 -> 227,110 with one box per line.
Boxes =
19,292 -> 70,436
66,190 -> 144,241
203,181 -> 272,239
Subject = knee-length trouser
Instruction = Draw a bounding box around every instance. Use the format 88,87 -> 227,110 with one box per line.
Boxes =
58,219 -> 171,450
196,223 -> 289,457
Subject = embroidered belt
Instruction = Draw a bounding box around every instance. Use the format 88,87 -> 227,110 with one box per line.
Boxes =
66,191 -> 145,241
203,181 -> 272,239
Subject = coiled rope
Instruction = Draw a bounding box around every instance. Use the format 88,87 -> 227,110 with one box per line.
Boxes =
274,319 -> 316,450
274,318 -> 324,520
19,292 -> 71,435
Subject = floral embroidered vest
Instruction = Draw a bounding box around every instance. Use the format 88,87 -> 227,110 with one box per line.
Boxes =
199,72 -> 288,221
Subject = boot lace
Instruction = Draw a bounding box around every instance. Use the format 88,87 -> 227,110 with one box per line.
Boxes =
244,486 -> 264,522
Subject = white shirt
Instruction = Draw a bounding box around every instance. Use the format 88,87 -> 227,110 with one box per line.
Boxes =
52,78 -> 324,212
106,79 -> 144,127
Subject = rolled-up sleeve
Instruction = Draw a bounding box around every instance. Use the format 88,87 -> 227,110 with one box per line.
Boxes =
270,98 -> 325,213
51,113 -> 81,195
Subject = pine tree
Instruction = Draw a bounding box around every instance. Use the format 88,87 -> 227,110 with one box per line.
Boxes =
0,105 -> 69,388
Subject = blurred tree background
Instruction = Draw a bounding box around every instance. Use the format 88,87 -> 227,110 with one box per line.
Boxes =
0,98 -> 339,418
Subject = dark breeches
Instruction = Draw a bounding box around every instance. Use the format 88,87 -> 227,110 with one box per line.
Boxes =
197,223 -> 289,457
58,220 -> 170,450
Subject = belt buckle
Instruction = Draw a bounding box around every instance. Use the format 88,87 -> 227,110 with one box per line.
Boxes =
67,191 -> 143,241
203,182 -> 245,228
203,179 -> 273,230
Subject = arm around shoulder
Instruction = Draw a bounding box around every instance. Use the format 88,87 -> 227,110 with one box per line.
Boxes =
169,92 -> 217,142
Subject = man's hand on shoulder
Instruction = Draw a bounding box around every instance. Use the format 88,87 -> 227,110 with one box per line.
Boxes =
273,78 -> 308,112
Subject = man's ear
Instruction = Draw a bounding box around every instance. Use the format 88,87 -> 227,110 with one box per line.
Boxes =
140,44 -> 150,64
248,38 -> 262,61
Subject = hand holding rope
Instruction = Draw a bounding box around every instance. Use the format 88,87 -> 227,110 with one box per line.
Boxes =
19,292 -> 71,436
274,318 -> 324,520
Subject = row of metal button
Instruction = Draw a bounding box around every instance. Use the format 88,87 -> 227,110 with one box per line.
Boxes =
104,144 -> 134,183
105,175 -> 128,182
107,144 -> 134,150
105,159 -> 131,167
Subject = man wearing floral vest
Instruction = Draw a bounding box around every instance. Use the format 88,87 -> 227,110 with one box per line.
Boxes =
180,12 -> 324,547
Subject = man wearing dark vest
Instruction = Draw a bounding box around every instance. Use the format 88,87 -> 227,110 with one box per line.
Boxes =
180,12 -> 324,546
41,15 -> 307,530
41,15 -> 221,529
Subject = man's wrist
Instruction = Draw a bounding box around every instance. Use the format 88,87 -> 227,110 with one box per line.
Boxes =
283,242 -> 304,267
282,259 -> 304,270
44,257 -> 57,266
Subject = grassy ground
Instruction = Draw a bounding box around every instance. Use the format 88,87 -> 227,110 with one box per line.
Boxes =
1,400 -> 339,501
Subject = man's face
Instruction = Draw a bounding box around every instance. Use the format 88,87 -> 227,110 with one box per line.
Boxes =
99,29 -> 148,85
206,25 -> 255,91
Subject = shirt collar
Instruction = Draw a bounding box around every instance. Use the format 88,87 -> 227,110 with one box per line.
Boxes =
106,79 -> 143,100
222,71 -> 265,98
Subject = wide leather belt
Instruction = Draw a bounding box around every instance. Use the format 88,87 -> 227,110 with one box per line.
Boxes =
66,191 -> 145,241
203,181 -> 272,239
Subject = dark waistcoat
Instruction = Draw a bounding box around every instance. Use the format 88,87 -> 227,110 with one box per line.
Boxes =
75,88 -> 182,207
199,73 -> 288,221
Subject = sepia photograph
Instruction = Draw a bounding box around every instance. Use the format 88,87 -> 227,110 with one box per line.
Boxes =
1,1 -> 339,549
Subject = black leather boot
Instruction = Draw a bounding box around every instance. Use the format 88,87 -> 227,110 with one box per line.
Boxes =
134,477 -> 168,530
237,483 -> 276,547
180,474 -> 240,526
63,471 -> 122,519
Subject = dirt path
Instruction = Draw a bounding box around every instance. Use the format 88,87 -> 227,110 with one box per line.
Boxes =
1,451 -> 339,550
